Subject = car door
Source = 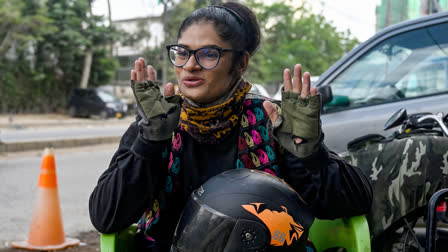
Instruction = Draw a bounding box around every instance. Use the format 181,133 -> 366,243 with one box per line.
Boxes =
88,90 -> 105,116
316,13 -> 448,154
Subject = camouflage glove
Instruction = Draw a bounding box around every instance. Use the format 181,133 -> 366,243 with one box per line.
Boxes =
131,80 -> 181,141
273,91 -> 322,158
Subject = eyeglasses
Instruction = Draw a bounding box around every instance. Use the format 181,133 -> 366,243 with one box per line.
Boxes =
166,44 -> 241,70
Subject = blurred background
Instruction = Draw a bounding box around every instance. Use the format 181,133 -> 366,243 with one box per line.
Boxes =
0,0 -> 447,114
1,1 -> 448,250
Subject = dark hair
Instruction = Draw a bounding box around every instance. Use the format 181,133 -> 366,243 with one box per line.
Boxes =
177,1 -> 261,70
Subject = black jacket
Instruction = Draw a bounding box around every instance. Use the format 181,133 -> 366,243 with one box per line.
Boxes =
89,112 -> 373,250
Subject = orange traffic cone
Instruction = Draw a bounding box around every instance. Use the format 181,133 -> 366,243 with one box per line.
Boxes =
11,148 -> 80,250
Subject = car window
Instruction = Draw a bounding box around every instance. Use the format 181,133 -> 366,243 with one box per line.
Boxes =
96,89 -> 119,103
324,21 -> 448,112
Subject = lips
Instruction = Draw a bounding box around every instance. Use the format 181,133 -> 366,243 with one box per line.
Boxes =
182,76 -> 204,87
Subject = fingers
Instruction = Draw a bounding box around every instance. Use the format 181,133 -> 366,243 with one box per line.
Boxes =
138,57 -> 146,68
263,101 -> 279,125
138,57 -> 148,80
282,64 -> 315,98
293,137 -> 303,144
311,86 -> 318,96
292,64 -> 302,93
301,71 -> 311,98
134,57 -> 157,82
283,69 -> 292,91
283,64 -> 303,93
147,65 -> 156,80
134,60 -> 144,81
131,70 -> 137,81
164,82 -> 175,97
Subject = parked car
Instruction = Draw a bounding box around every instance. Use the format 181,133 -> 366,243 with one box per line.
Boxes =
67,88 -> 128,119
315,11 -> 448,154
250,83 -> 271,97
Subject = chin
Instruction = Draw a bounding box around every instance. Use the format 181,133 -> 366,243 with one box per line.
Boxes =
180,85 -> 206,103
182,91 -> 206,104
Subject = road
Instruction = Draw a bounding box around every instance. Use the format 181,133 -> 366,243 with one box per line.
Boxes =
0,144 -> 118,248
0,124 -> 129,143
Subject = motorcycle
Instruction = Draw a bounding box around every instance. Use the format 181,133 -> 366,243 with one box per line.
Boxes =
341,108 -> 448,252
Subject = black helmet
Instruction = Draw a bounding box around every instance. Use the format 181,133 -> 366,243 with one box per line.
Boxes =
170,169 -> 314,252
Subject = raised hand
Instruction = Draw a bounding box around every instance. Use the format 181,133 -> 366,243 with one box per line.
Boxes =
130,57 -> 181,141
283,64 -> 317,99
263,64 -> 322,157
131,57 -> 175,98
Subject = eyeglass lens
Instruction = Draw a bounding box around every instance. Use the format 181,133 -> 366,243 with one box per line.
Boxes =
169,46 -> 220,69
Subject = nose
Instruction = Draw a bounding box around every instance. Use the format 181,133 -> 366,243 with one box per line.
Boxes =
182,54 -> 201,71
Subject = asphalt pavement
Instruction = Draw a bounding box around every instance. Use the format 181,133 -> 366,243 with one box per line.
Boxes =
0,113 -> 135,153
0,143 -> 117,250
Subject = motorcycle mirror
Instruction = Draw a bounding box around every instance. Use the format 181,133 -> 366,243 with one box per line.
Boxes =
384,108 -> 407,131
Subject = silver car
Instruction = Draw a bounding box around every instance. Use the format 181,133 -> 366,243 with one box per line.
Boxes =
316,11 -> 448,154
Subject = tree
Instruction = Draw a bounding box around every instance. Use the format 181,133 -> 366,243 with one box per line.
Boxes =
122,0 -> 358,93
245,0 -> 359,86
79,0 -> 94,89
0,0 -> 57,112
79,0 -> 119,89
0,0 -> 120,113
0,0 -> 54,57
153,0 -> 358,87
145,0 -> 211,83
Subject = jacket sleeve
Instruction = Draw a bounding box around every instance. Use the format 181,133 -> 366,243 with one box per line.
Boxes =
89,117 -> 170,233
279,136 -> 373,220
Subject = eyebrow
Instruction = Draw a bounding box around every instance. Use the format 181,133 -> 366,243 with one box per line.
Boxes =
177,43 -> 222,49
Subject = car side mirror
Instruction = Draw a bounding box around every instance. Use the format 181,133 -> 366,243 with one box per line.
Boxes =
318,85 -> 333,105
383,108 -> 407,130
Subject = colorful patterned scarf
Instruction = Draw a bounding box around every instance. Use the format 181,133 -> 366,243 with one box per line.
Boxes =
136,84 -> 283,249
179,80 -> 252,144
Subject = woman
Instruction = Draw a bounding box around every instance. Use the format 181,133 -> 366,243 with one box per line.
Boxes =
89,2 -> 372,251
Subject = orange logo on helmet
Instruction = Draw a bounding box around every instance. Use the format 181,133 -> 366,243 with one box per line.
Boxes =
242,203 -> 304,246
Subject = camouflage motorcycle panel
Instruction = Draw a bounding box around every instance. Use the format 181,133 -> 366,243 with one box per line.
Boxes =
342,135 -> 448,238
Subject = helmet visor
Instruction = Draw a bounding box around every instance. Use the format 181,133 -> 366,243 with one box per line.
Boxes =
170,194 -> 237,252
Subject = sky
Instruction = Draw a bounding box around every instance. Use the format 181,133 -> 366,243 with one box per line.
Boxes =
92,0 -> 381,42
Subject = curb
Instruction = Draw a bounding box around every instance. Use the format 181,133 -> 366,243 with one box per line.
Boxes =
0,136 -> 121,153
0,120 -> 134,130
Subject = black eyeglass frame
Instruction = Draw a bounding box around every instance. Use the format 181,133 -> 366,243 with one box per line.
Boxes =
166,44 -> 242,70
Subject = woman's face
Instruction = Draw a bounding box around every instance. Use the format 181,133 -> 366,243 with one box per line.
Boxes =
175,23 -> 239,104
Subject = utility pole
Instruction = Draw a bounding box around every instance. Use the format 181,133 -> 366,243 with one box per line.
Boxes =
161,0 -> 169,84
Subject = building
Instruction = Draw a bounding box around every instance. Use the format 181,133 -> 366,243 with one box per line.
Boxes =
376,0 -> 448,31
112,15 -> 164,86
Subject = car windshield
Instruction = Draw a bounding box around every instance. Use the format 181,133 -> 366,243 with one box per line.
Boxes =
326,22 -> 448,111
96,90 -> 119,103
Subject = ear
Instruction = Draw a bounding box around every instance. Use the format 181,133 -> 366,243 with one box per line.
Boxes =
239,52 -> 249,74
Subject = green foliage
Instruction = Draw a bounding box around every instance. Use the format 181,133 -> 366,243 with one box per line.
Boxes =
245,0 -> 359,86
0,0 -> 55,56
138,0 -> 210,83
90,49 -> 120,87
0,0 -> 360,113
0,0 -> 121,113
150,0 -> 359,86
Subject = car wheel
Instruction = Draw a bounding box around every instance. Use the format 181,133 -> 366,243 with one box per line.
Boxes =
68,106 -> 77,117
100,110 -> 108,120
